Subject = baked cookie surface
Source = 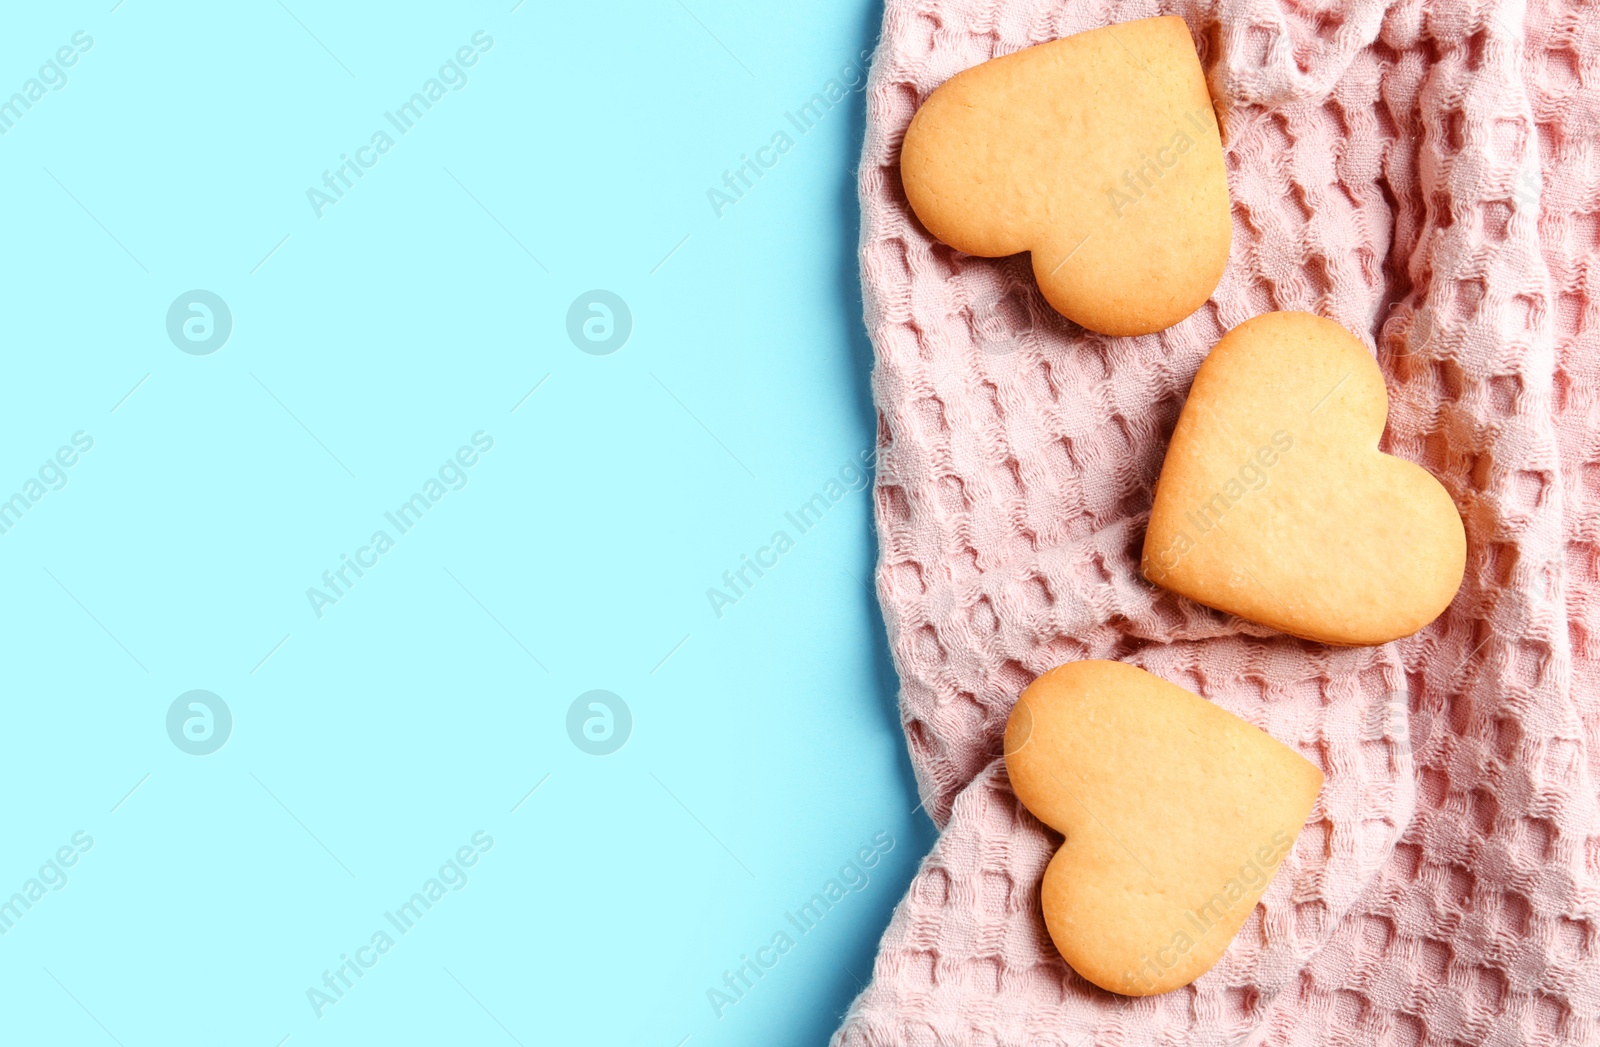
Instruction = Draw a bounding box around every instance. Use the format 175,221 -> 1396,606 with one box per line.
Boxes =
1142,310 -> 1467,645
1004,660 -> 1322,995
899,15 -> 1231,336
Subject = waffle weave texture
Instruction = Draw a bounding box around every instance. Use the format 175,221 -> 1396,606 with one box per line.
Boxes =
837,1 -> 1600,1044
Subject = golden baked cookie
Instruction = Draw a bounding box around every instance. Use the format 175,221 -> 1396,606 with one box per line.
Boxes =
1142,311 -> 1467,645
899,15 -> 1231,336
1004,660 -> 1322,995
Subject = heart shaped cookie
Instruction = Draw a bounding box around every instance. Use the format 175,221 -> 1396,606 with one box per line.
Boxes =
1004,660 -> 1322,995
1142,311 -> 1466,645
899,16 -> 1231,336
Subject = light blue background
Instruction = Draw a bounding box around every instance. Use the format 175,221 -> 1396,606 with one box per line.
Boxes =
0,2 -> 934,1044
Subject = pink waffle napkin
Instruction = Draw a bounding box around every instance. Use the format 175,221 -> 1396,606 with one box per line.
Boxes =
837,1 -> 1600,1043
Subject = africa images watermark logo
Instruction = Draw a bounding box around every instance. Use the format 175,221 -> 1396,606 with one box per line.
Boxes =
166,290 -> 233,355
705,49 -> 870,219
305,31 -> 493,218
1145,429 -> 1294,579
0,31 -> 93,135
0,430 -> 94,537
1361,689 -> 1427,758
705,448 -> 874,619
305,431 -> 495,619
706,830 -> 894,1018
305,831 -> 494,1018
1119,829 -> 1293,994
0,832 -> 94,936
1104,107 -> 1218,218
565,690 -> 631,756
166,690 -> 232,756
566,290 -> 632,356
